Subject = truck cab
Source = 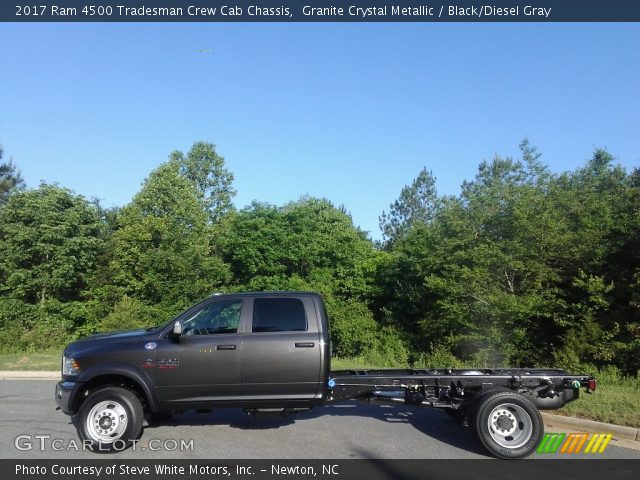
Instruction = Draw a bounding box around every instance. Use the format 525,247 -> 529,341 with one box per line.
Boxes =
55,292 -> 330,452
152,292 -> 330,408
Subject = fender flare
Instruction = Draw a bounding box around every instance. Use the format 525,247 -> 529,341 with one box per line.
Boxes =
74,362 -> 160,412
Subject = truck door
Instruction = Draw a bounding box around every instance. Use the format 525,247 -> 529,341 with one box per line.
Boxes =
241,296 -> 322,400
154,298 -> 245,404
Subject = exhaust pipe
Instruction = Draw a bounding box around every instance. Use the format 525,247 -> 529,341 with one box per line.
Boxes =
366,390 -> 449,408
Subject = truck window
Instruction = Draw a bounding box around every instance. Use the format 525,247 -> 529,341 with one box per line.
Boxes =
252,298 -> 307,333
182,300 -> 242,335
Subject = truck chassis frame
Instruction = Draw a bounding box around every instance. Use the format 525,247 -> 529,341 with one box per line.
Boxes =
326,368 -> 595,458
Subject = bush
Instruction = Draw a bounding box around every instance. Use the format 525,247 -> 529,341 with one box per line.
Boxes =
19,318 -> 73,351
96,295 -> 164,333
0,299 -> 75,352
325,297 -> 378,357
413,344 -> 465,369
363,326 -> 410,367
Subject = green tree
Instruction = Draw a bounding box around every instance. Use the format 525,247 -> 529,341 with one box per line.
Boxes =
0,184 -> 103,349
379,168 -> 438,245
0,146 -> 26,205
108,160 -> 230,319
376,142 -> 640,371
170,141 -> 236,223
0,184 -> 102,304
549,150 -> 638,373
218,197 -> 380,298
377,143 -> 574,366
606,167 -> 640,373
217,196 -> 398,357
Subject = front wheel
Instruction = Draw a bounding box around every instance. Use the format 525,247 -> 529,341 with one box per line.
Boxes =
75,387 -> 144,452
471,391 -> 543,459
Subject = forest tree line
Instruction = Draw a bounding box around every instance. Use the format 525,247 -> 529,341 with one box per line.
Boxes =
0,141 -> 638,375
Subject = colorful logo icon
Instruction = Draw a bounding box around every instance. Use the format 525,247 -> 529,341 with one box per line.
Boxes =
537,432 -> 612,454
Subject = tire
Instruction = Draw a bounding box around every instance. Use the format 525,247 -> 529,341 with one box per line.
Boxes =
75,387 -> 144,453
470,390 -> 543,459
467,387 -> 511,438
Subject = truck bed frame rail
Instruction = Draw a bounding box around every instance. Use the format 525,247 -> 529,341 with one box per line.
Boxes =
328,368 -> 595,411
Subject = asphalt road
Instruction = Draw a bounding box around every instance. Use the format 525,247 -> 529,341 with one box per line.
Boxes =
1,380 -> 639,460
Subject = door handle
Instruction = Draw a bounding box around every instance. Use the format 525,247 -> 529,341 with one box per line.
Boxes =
295,342 -> 315,348
216,344 -> 236,350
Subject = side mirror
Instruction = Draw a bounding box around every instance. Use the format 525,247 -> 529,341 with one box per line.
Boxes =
171,321 -> 182,337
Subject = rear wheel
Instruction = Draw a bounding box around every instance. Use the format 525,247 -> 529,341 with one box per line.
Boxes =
467,387 -> 511,438
75,387 -> 143,452
470,391 -> 542,459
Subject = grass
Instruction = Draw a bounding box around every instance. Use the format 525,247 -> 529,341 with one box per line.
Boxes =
331,357 -> 403,370
332,357 -> 640,428
0,350 -> 60,371
558,367 -> 640,428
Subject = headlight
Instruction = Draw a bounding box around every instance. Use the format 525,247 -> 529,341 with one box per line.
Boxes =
62,356 -> 80,376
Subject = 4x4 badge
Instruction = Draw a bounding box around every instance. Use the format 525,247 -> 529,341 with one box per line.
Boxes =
145,342 -> 157,350
158,358 -> 180,369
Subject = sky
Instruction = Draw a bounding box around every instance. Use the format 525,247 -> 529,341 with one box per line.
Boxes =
1,23 -> 639,240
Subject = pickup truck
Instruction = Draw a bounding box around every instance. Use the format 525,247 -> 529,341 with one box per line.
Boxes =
55,291 -> 596,459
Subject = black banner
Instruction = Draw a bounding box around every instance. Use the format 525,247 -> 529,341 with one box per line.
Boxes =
3,1 -> 640,22
3,460 -> 640,480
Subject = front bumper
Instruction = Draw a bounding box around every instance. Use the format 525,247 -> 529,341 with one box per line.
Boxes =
55,380 -> 79,415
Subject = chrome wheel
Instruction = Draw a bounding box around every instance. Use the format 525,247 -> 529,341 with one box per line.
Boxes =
486,402 -> 533,449
85,400 -> 128,444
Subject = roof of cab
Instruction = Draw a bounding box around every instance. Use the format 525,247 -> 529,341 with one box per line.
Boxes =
210,291 -> 322,298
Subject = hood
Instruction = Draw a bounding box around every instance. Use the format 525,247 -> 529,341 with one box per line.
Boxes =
64,328 -> 150,356
83,328 -> 149,341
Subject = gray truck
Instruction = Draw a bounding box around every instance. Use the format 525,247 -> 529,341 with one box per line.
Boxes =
55,291 -> 596,459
